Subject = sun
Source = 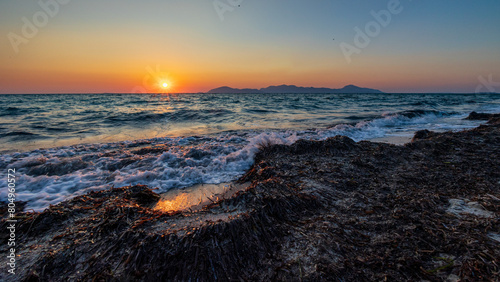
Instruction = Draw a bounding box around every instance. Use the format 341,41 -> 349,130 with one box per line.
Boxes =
162,82 -> 168,88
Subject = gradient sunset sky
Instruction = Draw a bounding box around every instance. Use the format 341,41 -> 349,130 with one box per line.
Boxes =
1,0 -> 499,94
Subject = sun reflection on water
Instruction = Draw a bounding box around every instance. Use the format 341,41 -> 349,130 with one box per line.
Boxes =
154,193 -> 192,212
153,182 -> 250,213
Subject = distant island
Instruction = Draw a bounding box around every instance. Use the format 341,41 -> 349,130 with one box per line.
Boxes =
206,84 -> 384,94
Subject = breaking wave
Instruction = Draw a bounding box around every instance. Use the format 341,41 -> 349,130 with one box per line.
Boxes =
1,93 -> 499,211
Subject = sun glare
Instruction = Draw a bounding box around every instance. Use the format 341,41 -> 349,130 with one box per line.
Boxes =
162,82 -> 168,88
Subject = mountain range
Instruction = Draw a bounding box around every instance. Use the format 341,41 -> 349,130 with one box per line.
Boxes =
206,84 -> 384,94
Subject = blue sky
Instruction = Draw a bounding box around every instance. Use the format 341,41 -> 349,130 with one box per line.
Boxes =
0,0 -> 499,93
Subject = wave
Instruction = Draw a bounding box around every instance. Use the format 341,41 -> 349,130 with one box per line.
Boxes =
105,112 -> 170,123
387,109 -> 452,118
244,108 -> 278,113
0,131 -> 298,211
103,108 -> 235,124
1,94 -> 499,211
0,106 -> 30,116
0,131 -> 43,140
2,131 -> 37,136
0,107 -> 475,212
317,109 -> 462,142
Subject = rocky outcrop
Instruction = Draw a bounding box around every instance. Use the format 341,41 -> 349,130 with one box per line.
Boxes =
1,115 -> 499,281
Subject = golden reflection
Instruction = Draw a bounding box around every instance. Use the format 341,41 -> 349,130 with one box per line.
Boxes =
155,193 -> 192,212
154,182 -> 250,213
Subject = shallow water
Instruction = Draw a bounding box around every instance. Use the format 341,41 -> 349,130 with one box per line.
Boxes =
1,93 -> 499,153
154,182 -> 250,213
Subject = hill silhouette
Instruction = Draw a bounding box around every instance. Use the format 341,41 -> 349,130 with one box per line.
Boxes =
207,84 -> 384,94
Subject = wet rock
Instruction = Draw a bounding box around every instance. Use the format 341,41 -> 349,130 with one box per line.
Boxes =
412,129 -> 435,142
2,114 -> 500,281
487,116 -> 500,125
126,185 -> 161,206
464,111 -> 500,120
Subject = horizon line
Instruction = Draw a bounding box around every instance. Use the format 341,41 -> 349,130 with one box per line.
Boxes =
0,92 -> 498,95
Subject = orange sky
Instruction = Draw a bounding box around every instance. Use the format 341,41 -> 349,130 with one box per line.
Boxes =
1,1 -> 499,93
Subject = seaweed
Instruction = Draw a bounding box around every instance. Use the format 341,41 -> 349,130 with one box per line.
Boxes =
1,113 -> 499,281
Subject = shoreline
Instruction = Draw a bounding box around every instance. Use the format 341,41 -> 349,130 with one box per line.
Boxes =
1,113 -> 499,281
368,135 -> 413,145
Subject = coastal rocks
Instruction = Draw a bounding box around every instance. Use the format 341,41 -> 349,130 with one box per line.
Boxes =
411,129 -> 435,142
1,114 -> 500,281
487,116 -> 500,125
464,111 -> 500,120
126,184 -> 161,206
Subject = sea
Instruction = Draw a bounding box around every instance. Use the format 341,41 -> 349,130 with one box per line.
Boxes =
1,93 -> 499,211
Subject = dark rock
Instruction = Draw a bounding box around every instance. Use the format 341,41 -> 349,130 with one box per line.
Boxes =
2,116 -> 500,281
464,111 -> 500,120
411,129 -> 435,142
126,185 -> 161,206
487,116 -> 500,125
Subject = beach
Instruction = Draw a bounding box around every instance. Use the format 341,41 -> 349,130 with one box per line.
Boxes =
1,93 -> 499,213
1,112 -> 498,281
3,1 -> 500,280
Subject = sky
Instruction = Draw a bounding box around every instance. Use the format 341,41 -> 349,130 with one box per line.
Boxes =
0,0 -> 499,94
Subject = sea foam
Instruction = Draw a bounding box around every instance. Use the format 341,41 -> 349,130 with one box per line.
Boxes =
0,108 -> 489,211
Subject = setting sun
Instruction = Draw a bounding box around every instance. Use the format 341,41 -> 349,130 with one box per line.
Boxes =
162,82 -> 168,88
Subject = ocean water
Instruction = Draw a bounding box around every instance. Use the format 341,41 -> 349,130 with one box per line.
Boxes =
1,93 -> 499,211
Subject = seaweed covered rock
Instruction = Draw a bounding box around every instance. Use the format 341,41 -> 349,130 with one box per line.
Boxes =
1,116 -> 499,281
464,111 -> 500,120
411,129 -> 436,142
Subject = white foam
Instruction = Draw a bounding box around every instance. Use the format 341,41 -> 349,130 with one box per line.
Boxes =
0,110 -> 493,212
1,132 -> 299,211
314,110 -> 459,141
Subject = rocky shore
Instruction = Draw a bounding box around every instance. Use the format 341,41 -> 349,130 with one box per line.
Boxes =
1,113 -> 499,281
